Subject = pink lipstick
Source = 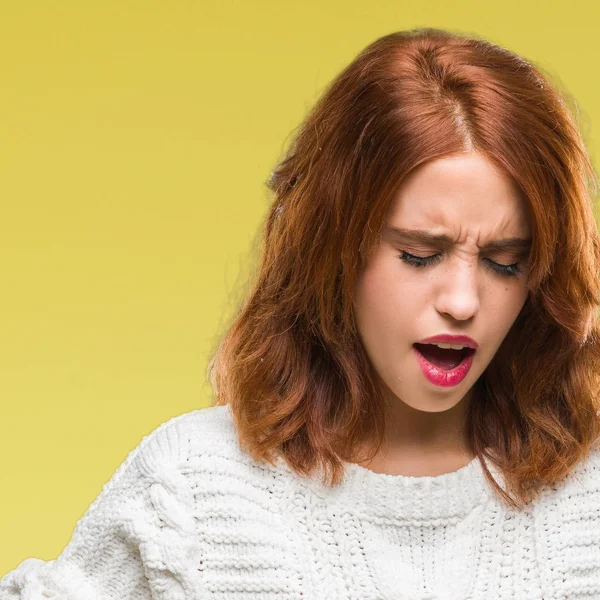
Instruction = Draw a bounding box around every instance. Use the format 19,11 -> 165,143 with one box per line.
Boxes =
413,334 -> 477,387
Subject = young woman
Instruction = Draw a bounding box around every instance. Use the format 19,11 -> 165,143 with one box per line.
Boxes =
3,27 -> 600,600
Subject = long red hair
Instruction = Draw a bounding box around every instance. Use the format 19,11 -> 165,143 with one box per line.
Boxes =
207,28 -> 600,510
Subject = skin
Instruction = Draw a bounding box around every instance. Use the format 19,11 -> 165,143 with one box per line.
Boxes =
353,151 -> 532,476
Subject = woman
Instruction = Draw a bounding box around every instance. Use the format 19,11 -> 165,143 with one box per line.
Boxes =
3,27 -> 600,600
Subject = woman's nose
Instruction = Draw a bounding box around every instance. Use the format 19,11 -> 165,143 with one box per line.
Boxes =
434,259 -> 480,321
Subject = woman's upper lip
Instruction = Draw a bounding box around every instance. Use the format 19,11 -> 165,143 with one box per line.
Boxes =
415,334 -> 479,349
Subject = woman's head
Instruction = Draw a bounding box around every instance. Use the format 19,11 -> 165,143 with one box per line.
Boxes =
355,150 -> 532,414
208,28 -> 600,509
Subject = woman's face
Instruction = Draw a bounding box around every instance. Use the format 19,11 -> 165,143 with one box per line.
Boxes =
354,151 -> 531,413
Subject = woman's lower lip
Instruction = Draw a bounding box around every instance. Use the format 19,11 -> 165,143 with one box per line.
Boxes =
412,345 -> 475,387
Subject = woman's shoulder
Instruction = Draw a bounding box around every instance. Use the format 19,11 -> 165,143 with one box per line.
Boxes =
141,404 -> 243,465
530,443 -> 600,511
531,444 -> 600,594
152,403 -> 236,444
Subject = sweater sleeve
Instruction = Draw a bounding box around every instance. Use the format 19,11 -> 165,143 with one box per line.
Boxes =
0,415 -> 199,600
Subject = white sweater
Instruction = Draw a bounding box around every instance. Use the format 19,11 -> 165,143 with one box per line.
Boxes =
2,404 -> 600,600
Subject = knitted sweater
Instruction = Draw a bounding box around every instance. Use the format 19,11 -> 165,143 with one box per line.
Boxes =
2,404 -> 600,600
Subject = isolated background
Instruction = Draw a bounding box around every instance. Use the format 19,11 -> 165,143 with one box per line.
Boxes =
1,0 -> 598,575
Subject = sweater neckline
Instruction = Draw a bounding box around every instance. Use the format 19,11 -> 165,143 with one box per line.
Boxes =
300,452 -> 500,521
222,404 -> 500,521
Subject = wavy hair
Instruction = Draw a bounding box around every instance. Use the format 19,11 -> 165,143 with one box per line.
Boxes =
207,27 -> 600,509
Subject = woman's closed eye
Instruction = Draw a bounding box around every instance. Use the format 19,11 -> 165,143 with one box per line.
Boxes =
397,250 -> 523,278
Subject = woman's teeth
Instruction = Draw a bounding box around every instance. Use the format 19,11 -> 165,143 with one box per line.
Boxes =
431,342 -> 468,350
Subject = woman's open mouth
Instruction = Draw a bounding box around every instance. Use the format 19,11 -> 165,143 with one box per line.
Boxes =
413,343 -> 476,387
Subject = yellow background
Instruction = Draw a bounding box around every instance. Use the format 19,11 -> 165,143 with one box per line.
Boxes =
1,0 -> 598,575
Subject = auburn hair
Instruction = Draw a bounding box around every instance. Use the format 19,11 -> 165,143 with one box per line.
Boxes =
207,27 -> 600,510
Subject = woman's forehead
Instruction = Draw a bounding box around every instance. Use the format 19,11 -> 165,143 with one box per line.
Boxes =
390,153 -> 524,204
386,154 -> 530,234
385,196 -> 530,240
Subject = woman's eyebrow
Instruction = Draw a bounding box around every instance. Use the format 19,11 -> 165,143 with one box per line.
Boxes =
383,226 -> 532,252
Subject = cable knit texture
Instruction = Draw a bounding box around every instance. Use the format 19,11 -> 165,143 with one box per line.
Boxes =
2,404 -> 600,599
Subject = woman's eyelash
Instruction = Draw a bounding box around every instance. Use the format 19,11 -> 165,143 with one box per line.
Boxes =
397,251 -> 523,277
